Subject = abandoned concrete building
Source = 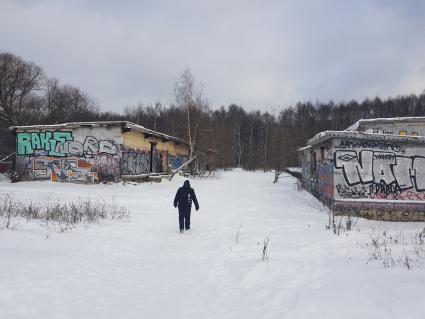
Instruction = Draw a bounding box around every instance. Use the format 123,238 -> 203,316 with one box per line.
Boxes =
10,121 -> 191,183
299,117 -> 425,222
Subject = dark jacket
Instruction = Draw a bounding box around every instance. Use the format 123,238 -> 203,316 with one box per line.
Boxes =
174,180 -> 199,212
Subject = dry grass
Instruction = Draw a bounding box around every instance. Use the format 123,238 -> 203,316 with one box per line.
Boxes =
358,227 -> 425,270
0,194 -> 129,230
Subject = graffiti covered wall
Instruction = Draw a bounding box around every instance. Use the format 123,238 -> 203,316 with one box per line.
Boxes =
333,138 -> 425,202
300,136 -> 425,221
122,149 -> 150,175
317,162 -> 334,200
122,130 -> 188,174
300,149 -> 313,193
14,124 -> 191,183
15,127 -> 122,182
299,144 -> 334,201
333,201 -> 425,222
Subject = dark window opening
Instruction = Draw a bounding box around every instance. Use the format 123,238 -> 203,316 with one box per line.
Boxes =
149,142 -> 157,173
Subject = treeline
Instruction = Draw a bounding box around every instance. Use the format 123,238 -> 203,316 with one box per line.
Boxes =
1,52 -> 425,170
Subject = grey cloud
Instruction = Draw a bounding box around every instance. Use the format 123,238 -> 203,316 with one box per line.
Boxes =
0,0 -> 424,112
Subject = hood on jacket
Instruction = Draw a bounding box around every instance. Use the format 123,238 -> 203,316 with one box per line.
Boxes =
183,180 -> 190,188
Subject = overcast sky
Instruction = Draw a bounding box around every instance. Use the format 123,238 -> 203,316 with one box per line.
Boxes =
1,0 -> 424,112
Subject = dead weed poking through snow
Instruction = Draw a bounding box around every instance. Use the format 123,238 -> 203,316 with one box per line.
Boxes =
357,228 -> 425,270
0,193 -> 129,231
320,205 -> 425,270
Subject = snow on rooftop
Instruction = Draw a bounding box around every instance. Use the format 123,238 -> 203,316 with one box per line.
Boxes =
9,121 -> 188,144
306,130 -> 425,147
346,116 -> 425,131
298,116 -> 425,150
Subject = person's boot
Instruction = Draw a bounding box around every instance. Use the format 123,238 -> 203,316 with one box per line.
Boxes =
180,229 -> 184,234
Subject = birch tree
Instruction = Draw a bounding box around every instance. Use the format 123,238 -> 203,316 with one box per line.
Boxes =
174,68 -> 208,158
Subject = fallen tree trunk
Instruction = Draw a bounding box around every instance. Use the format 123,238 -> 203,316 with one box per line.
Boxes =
168,156 -> 196,181
0,152 -> 15,163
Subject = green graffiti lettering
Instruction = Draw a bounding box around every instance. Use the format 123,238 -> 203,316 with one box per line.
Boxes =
48,131 -> 73,156
53,131 -> 73,143
39,132 -> 52,150
17,133 -> 33,155
48,139 -> 63,156
31,132 -> 41,149
18,131 -> 75,157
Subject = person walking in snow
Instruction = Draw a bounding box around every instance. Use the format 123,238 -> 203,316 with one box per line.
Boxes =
173,180 -> 199,233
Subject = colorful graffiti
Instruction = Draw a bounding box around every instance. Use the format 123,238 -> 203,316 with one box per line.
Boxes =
17,132 -> 119,157
300,137 -> 425,221
152,151 -> 166,173
23,157 -> 98,182
334,139 -> 425,200
335,151 -> 425,191
169,155 -> 184,170
15,129 -> 188,183
16,130 -> 120,183
122,150 -> 150,175
317,162 -> 333,199
93,154 -> 121,182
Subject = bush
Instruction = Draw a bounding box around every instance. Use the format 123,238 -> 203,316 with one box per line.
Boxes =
0,194 -> 129,230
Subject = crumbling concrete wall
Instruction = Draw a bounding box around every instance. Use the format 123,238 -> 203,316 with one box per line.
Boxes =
121,130 -> 188,175
15,126 -> 122,182
301,136 -> 425,221
333,201 -> 425,222
333,138 -> 425,202
14,126 -> 190,183
300,141 -> 334,202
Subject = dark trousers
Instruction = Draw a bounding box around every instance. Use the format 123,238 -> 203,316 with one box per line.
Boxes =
178,209 -> 191,230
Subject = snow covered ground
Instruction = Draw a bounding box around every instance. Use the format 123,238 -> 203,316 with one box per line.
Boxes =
1,170 -> 425,319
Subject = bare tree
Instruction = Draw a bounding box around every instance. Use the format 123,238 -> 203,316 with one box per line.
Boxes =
174,68 -> 208,158
0,53 -> 45,125
44,78 -> 67,123
146,101 -> 163,131
227,104 -> 245,167
43,79 -> 99,124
